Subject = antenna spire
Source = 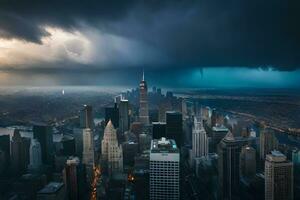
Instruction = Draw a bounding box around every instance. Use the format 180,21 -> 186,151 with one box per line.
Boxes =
142,68 -> 145,81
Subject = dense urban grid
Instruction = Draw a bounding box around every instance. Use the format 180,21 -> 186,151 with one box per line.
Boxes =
0,74 -> 299,200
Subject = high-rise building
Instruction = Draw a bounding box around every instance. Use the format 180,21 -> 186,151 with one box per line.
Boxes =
0,134 -> 10,172
152,122 -> 166,139
265,150 -> 293,200
218,131 -> 243,200
63,157 -> 86,200
259,127 -> 278,161
80,105 -> 94,129
192,116 -> 209,158
240,146 -> 256,179
101,120 -> 123,174
166,111 -> 183,147
73,128 -> 83,158
105,103 -> 119,128
139,71 -> 150,125
11,129 -> 30,174
119,99 -> 129,133
211,125 -> 229,152
150,137 -> 180,200
28,139 -> 42,170
33,123 -> 54,165
0,149 -> 5,175
82,128 -> 94,183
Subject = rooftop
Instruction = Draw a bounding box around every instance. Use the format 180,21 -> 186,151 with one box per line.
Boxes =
212,125 -> 229,132
266,150 -> 288,163
37,182 -> 64,194
151,137 -> 179,153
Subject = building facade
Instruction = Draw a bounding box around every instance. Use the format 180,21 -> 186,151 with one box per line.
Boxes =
150,137 -> 180,200
28,138 -> 42,170
166,111 -> 183,147
101,120 -> 123,174
265,150 -> 293,200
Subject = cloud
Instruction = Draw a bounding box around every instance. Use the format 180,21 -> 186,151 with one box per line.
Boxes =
0,0 -> 299,71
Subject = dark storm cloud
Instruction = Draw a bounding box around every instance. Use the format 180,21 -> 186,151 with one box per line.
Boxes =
0,0 -> 300,70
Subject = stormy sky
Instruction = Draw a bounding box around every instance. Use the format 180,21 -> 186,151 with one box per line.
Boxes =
0,0 -> 299,87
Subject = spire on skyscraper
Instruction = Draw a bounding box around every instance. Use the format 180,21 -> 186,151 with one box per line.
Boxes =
142,68 -> 145,81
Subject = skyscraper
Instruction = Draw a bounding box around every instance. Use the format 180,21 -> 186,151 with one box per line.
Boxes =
101,120 -> 123,174
11,129 -> 30,174
240,146 -> 256,179
152,122 -> 166,139
0,134 -> 10,172
150,137 -> 180,200
139,70 -> 149,125
80,105 -> 94,129
166,111 -> 183,147
82,128 -> 94,183
105,102 -> 119,128
28,139 -> 42,170
119,99 -> 129,133
192,116 -> 209,159
218,131 -> 242,200
265,150 -> 293,200
33,123 -> 54,165
63,157 -> 86,200
259,126 -> 278,161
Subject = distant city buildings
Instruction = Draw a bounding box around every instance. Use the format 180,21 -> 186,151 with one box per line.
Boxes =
150,137 -> 180,200
265,150 -> 293,200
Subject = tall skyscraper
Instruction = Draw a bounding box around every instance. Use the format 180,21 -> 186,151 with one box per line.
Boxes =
166,111 -> 183,147
265,150 -> 293,200
152,122 -> 166,139
218,131 -> 242,200
11,129 -> 30,174
105,102 -> 119,128
28,139 -> 42,170
192,116 -> 209,159
150,137 -> 180,200
119,99 -> 129,133
63,157 -> 86,200
240,146 -> 256,179
80,104 -> 94,129
259,126 -> 278,161
73,128 -> 84,158
101,120 -> 123,174
139,70 -> 149,125
0,134 -> 10,172
82,128 -> 94,183
33,123 -> 54,165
